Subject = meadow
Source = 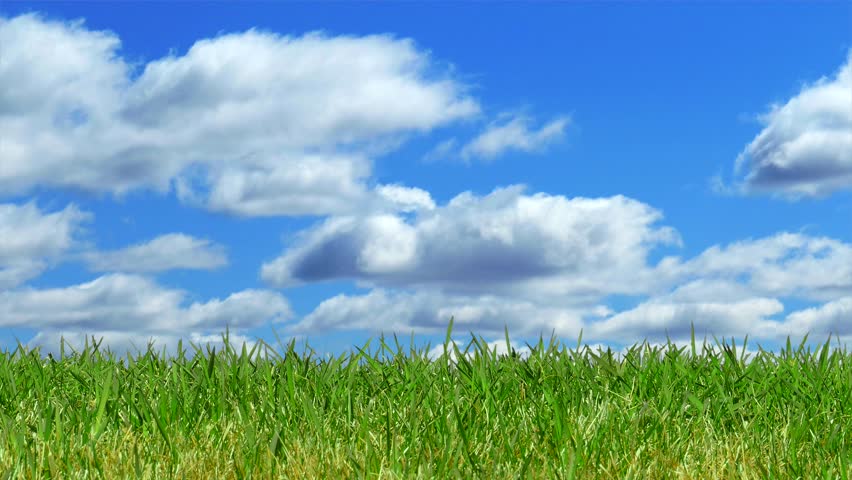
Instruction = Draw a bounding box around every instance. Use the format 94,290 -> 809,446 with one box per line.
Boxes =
1,322 -> 849,479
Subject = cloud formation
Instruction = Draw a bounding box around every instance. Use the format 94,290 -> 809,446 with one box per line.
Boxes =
782,297 -> 852,337
423,114 -> 569,163
0,273 -> 291,333
294,288 -> 596,337
0,202 -> 90,288
4,13 -> 850,355
587,298 -> 784,343
281,218 -> 852,344
0,14 -> 478,216
735,52 -> 852,197
460,114 -> 569,161
663,233 -> 852,302
83,233 -> 228,273
261,185 -> 680,300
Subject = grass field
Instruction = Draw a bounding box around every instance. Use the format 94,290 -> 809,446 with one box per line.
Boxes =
1,322 -> 850,479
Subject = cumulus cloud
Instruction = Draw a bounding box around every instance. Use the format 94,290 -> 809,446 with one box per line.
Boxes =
292,288 -> 595,337
261,185 -> 680,299
0,13 -> 479,215
0,202 -> 91,263
0,273 -> 292,333
585,233 -> 852,343
82,233 -> 228,273
587,298 -> 785,344
0,202 -> 90,288
0,260 -> 292,356
662,233 -> 852,302
734,51 -> 852,197
5,13 -> 849,354
176,154 -> 375,217
460,114 -> 569,161
280,217 -> 851,345
782,297 -> 852,338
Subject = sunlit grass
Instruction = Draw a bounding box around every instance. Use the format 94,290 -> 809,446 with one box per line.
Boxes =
1,321 -> 850,479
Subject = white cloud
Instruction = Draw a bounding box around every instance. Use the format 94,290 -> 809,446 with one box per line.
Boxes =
734,51 -> 852,197
661,279 -> 758,304
261,185 -> 680,300
663,233 -> 852,302
587,298 -> 784,343
5,13 -> 849,352
120,29 -> 477,143
178,154 -> 375,217
0,262 -> 47,291
782,297 -> 852,338
281,216 -> 851,344
460,114 -> 569,161
0,273 -> 292,332
0,202 -> 90,263
0,14 -> 479,216
83,233 -> 227,273
0,202 -> 90,288
293,288 -> 593,337
374,184 -> 436,212
585,233 -> 852,343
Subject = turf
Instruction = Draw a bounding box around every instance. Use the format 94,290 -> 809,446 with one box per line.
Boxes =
1,322 -> 850,479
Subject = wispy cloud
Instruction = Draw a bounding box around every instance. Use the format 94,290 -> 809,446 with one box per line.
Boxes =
82,233 -> 228,273
422,114 -> 569,163
421,138 -> 459,163
460,114 -> 569,161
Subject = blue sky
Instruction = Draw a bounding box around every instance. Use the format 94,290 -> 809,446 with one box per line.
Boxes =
1,2 -> 850,357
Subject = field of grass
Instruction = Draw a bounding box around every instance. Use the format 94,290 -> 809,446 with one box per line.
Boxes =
1,322 -> 850,479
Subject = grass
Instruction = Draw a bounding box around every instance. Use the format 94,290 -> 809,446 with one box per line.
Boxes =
0,321 -> 850,479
